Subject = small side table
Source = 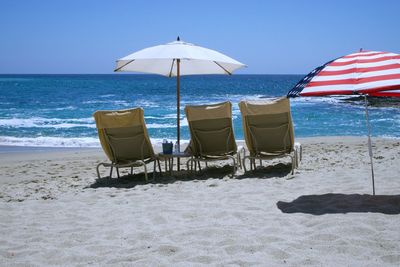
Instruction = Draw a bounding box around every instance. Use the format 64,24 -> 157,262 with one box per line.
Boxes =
157,152 -> 192,175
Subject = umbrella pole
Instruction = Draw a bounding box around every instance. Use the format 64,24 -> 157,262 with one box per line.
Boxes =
363,95 -> 375,195
177,59 -> 181,171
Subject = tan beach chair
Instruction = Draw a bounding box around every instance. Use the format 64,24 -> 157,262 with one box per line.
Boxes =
184,101 -> 244,176
239,97 -> 301,174
93,108 -> 160,181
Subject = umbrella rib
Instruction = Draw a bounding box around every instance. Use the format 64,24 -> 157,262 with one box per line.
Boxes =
213,61 -> 232,75
169,59 -> 176,77
114,59 -> 135,72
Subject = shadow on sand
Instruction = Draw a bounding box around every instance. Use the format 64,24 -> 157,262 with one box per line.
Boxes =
88,162 -> 293,189
277,193 -> 400,215
236,163 -> 292,179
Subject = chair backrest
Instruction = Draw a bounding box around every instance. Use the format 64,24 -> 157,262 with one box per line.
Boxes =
93,108 -> 154,163
185,101 -> 237,157
239,97 -> 294,156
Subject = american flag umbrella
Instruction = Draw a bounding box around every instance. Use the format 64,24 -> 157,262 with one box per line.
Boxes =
287,50 -> 400,195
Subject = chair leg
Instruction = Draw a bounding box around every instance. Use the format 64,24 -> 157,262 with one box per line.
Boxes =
299,145 -> 303,162
142,162 -> 148,182
186,158 -> 192,173
96,163 -> 104,179
153,161 -> 156,180
157,159 -> 162,175
243,156 -> 249,172
109,166 -> 113,179
230,156 -> 237,177
116,167 -> 120,178
290,155 -> 294,175
130,166 -> 133,175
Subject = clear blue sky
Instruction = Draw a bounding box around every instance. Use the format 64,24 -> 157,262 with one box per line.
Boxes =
1,0 -> 399,74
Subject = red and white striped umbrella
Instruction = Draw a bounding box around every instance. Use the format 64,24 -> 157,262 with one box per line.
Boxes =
288,50 -> 400,97
287,50 -> 400,195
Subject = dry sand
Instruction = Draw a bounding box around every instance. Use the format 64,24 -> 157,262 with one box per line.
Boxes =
0,136 -> 399,266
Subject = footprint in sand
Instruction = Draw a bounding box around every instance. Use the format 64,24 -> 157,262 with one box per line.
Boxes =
381,254 -> 400,264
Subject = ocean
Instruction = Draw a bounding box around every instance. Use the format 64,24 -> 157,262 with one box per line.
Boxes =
0,74 -> 399,148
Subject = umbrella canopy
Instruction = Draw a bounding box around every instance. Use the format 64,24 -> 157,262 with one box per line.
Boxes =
115,39 -> 245,76
288,50 -> 400,97
287,50 -> 400,195
114,38 -> 245,165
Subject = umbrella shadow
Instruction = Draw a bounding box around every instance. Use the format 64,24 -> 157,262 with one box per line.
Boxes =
277,193 -> 400,215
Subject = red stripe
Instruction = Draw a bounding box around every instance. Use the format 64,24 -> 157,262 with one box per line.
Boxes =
328,55 -> 400,66
341,51 -> 386,59
318,64 -> 400,76
358,85 -> 400,94
307,74 -> 400,87
368,91 -> 400,97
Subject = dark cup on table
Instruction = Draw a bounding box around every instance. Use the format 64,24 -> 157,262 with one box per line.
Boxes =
162,142 -> 173,154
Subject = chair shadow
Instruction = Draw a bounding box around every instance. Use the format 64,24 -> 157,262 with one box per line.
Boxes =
88,162 -> 293,189
88,165 -> 235,189
277,193 -> 400,215
236,163 -> 293,179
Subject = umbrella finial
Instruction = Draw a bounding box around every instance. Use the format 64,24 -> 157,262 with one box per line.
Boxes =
177,36 -> 180,41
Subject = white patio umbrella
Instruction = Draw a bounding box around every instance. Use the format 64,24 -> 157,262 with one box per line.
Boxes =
114,37 -> 246,150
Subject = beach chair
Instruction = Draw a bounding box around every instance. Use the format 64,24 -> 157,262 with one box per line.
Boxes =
185,101 -> 244,177
239,97 -> 302,174
93,108 -> 160,181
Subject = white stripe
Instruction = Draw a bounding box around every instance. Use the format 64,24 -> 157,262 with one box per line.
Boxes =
375,89 -> 400,94
334,52 -> 396,62
356,79 -> 400,91
311,68 -> 400,82
302,79 -> 400,94
323,59 -> 400,71
345,51 -> 382,58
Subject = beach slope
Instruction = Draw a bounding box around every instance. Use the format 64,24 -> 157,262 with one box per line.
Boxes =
1,137 -> 399,266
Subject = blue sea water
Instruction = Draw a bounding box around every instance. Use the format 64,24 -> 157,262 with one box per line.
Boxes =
0,74 -> 399,147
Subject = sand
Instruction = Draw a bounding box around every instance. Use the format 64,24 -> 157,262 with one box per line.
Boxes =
0,136 -> 400,266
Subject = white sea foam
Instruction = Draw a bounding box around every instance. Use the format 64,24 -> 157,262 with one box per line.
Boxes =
54,106 -> 77,111
99,94 -> 116,98
82,100 -> 130,106
0,136 -> 100,147
145,115 -> 174,120
180,94 -> 263,106
146,123 -> 181,129
0,116 -> 191,130
133,100 -> 160,108
0,117 -> 95,129
161,113 -> 179,119
289,96 -> 347,105
0,136 -> 203,148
